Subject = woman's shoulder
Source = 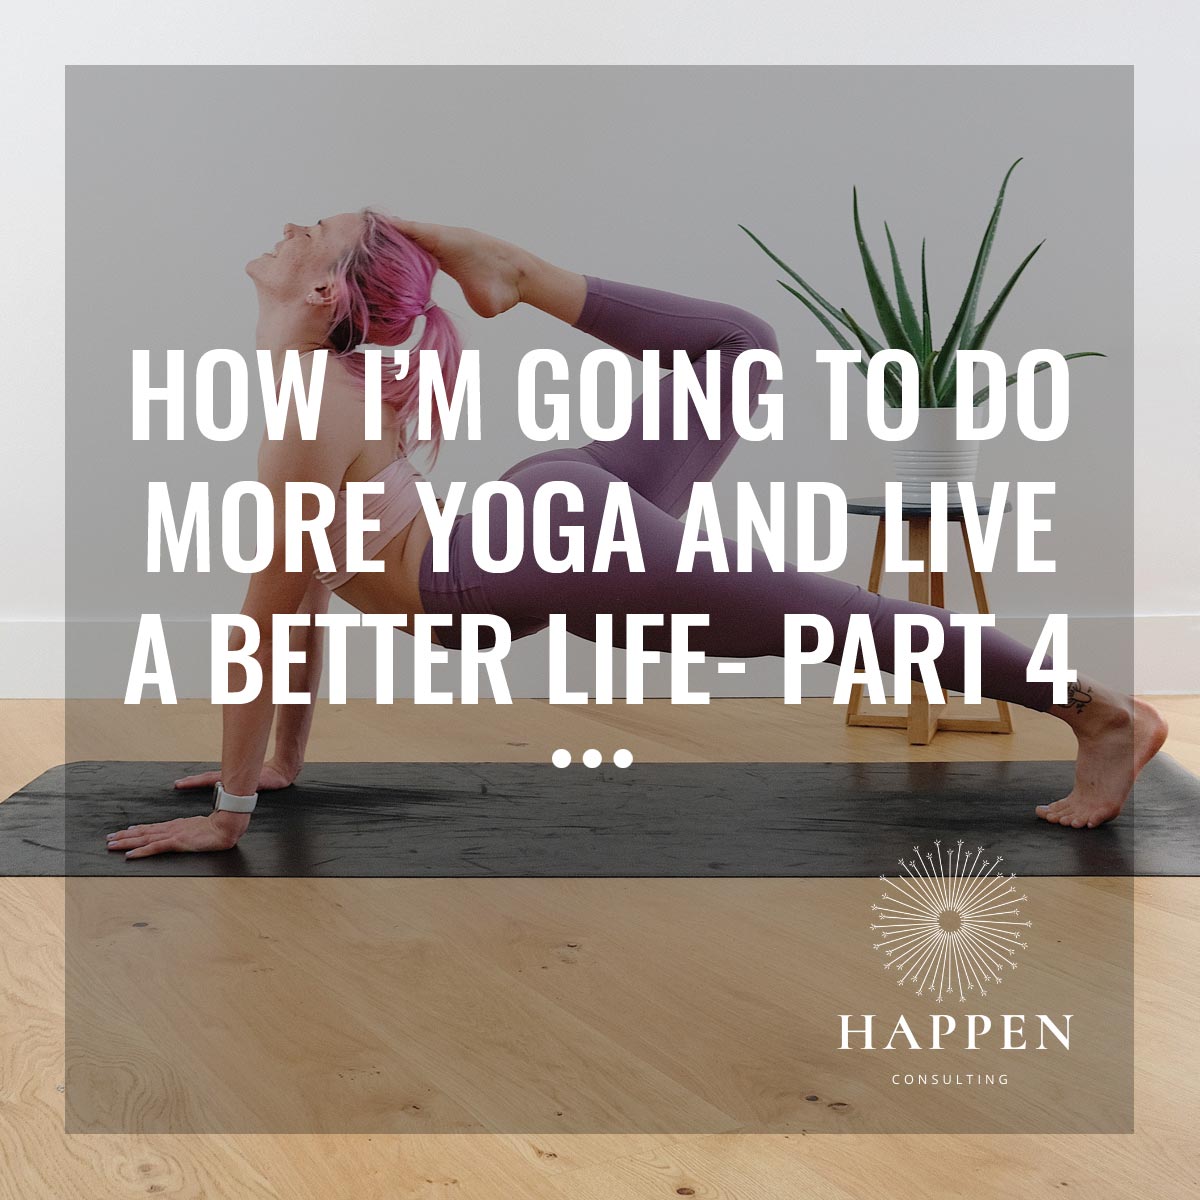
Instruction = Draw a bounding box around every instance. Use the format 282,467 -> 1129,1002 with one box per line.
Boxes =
257,352 -> 368,480
308,352 -> 372,431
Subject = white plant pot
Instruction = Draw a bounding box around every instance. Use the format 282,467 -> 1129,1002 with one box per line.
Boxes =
891,401 -> 985,505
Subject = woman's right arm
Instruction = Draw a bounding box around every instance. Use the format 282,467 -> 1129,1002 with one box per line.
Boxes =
109,362 -> 361,858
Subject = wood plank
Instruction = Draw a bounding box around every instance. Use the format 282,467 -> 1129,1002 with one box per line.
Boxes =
0,697 -> 1196,1196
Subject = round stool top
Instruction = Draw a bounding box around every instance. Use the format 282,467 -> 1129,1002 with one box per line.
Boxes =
846,495 -> 1014,517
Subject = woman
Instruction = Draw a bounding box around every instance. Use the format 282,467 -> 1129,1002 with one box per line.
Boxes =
106,210 -> 1168,858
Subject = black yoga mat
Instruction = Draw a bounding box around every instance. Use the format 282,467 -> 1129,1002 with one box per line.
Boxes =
3,756 -> 1198,878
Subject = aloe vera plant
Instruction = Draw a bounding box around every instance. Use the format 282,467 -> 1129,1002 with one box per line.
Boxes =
740,159 -> 1104,408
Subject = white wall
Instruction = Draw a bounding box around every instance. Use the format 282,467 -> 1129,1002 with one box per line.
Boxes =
1,0 -> 1196,697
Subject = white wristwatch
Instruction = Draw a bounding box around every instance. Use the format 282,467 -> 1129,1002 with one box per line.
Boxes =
212,783 -> 259,814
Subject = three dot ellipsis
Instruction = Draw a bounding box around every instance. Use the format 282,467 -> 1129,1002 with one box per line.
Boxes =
552,748 -> 634,768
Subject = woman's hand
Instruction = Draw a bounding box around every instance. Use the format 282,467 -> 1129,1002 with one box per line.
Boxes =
102,758 -> 293,859
173,758 -> 298,793
106,811 -> 250,859
392,219 -> 527,318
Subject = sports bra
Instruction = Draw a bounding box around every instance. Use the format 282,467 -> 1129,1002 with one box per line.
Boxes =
314,456 -> 428,590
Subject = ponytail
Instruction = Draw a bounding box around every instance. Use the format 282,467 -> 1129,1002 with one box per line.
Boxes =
326,208 -> 463,463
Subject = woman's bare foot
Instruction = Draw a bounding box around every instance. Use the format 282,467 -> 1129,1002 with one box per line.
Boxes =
1036,687 -> 1169,828
391,218 -> 587,325
390,219 -> 528,318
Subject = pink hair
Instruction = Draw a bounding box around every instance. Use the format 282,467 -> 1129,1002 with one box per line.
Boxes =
326,208 -> 462,462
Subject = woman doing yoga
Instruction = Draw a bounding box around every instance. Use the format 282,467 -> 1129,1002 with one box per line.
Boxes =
106,211 -> 1168,858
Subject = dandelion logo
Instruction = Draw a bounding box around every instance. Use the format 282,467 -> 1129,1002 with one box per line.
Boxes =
871,840 -> 1031,1003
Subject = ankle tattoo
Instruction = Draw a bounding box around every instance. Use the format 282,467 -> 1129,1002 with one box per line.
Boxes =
1055,681 -> 1094,715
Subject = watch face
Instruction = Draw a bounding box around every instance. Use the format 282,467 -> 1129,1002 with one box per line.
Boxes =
212,783 -> 222,810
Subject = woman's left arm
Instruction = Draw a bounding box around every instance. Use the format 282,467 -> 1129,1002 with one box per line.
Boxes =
169,577 -> 331,795
107,406 -> 352,859
268,575 -> 332,782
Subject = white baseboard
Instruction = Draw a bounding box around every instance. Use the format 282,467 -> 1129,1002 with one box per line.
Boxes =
1,614 -> 1197,700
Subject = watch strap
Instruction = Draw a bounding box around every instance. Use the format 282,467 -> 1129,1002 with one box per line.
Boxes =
213,783 -> 259,814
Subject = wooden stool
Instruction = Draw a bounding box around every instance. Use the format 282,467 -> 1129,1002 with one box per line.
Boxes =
844,495 -> 1015,746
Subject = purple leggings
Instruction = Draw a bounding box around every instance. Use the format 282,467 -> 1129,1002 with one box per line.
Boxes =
418,275 -> 1056,712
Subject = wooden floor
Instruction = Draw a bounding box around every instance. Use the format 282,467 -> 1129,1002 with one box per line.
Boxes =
1,696 -> 1198,1197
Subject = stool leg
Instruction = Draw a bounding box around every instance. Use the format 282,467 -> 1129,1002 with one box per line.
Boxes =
866,516 -> 887,595
846,516 -> 888,726
959,520 -> 1014,734
906,517 -> 941,745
